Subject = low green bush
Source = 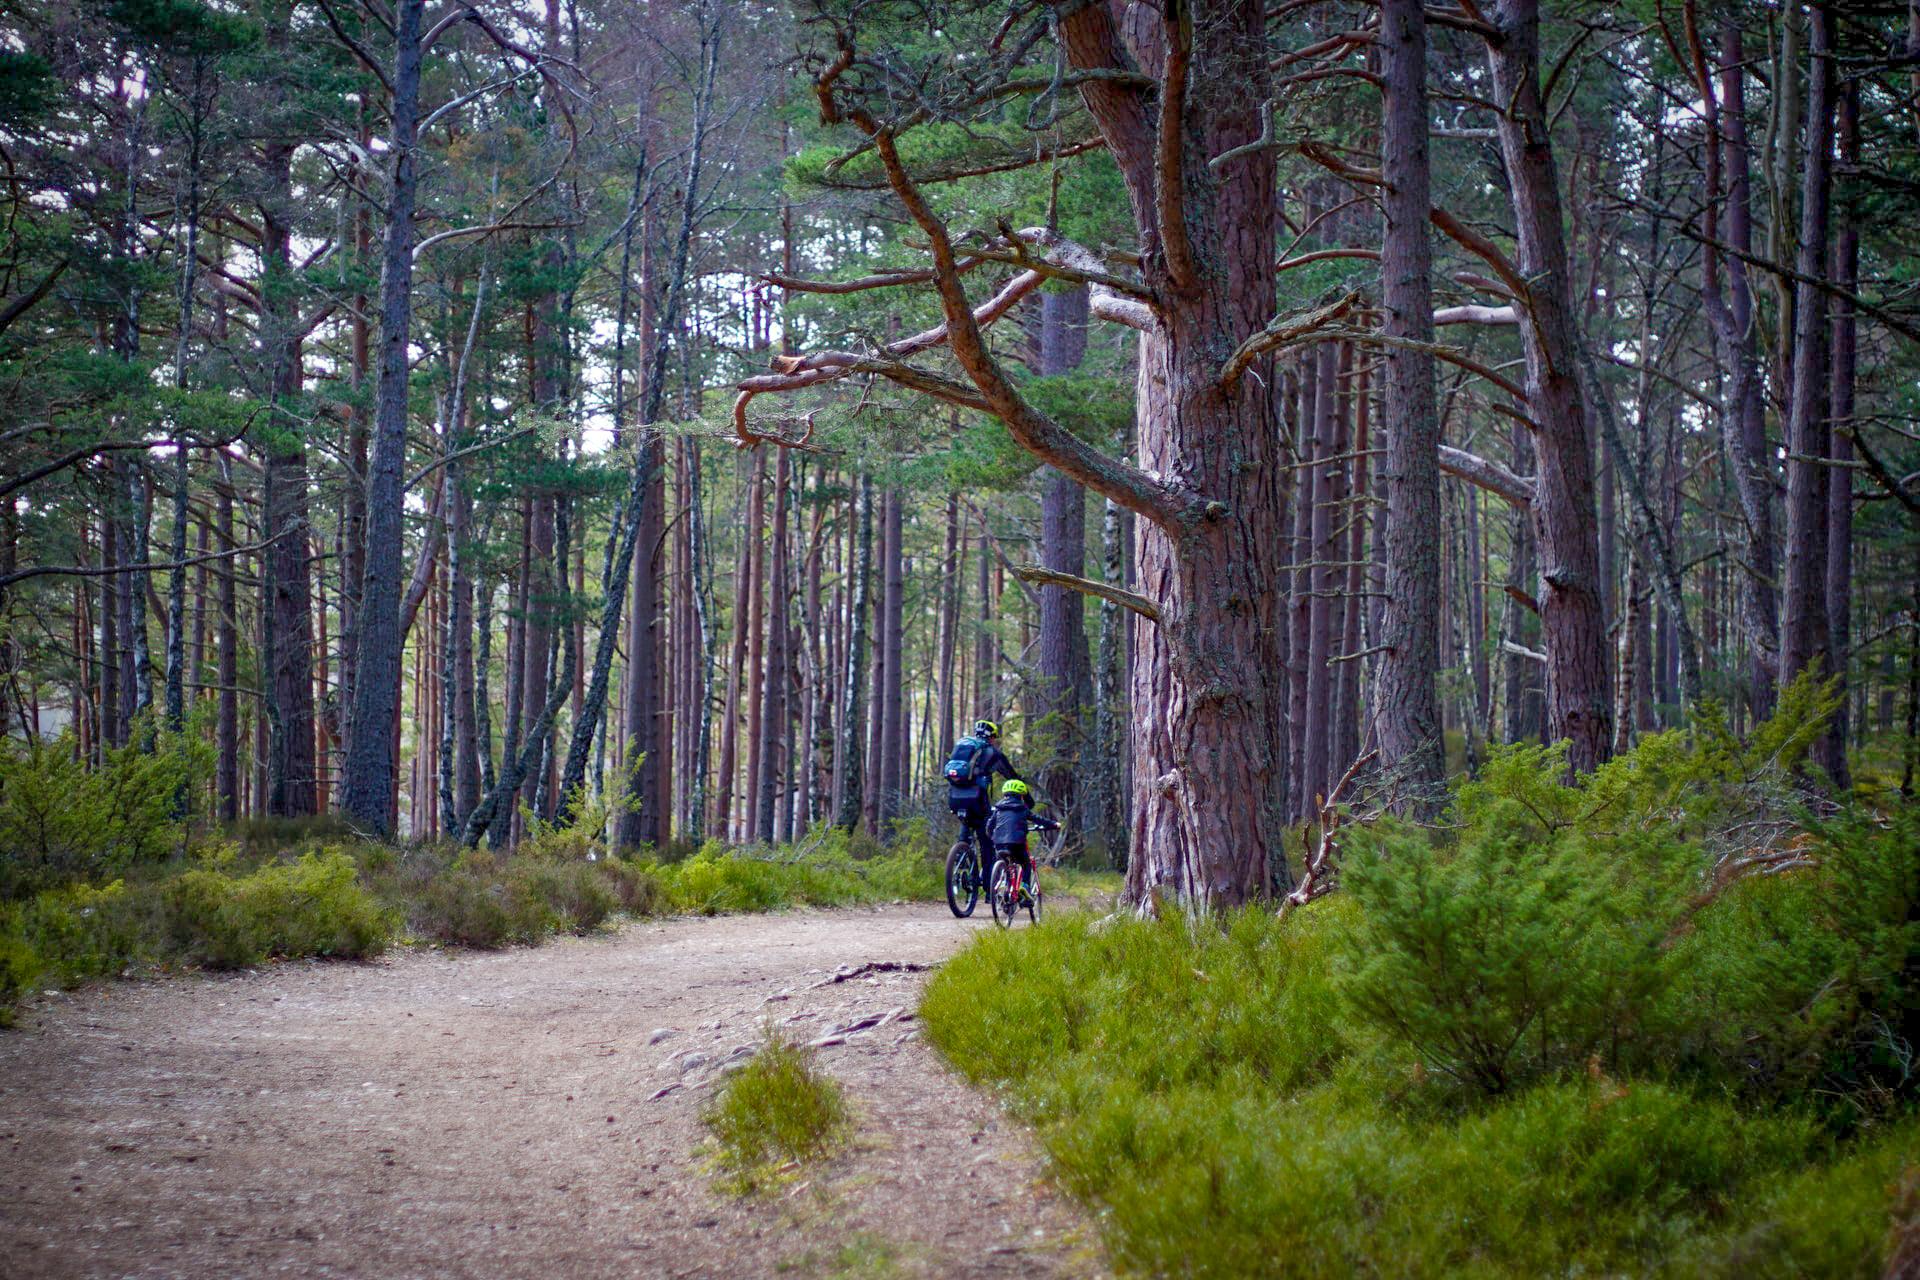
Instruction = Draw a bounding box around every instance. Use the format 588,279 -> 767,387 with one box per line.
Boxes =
0,730 -> 208,898
702,1033 -> 848,1193
926,903 -> 1916,1278
163,851 -> 392,969
924,686 -> 1918,1278
650,826 -> 941,915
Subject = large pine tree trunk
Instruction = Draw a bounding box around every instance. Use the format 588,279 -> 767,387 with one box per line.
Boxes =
1035,286 -> 1093,821
836,475 -> 873,830
1823,73 -> 1857,785
1486,0 -> 1612,772
1371,0 -> 1445,806
1782,2 -> 1837,716
1695,25 -> 1778,719
878,489 -> 906,825
339,0 -> 425,836
757,448 -> 791,843
215,463 -> 238,819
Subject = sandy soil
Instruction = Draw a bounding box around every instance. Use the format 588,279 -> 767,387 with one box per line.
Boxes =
0,904 -> 1106,1279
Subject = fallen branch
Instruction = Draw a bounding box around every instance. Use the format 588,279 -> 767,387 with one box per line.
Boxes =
1281,748 -> 1379,914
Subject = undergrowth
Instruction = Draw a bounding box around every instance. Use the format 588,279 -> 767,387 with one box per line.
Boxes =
923,681 -> 1920,1278
0,745 -> 951,1024
701,1033 -> 848,1193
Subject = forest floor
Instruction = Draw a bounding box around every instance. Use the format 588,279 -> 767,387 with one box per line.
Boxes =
0,903 -> 1106,1279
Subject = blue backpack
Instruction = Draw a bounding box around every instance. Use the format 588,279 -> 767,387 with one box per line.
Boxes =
943,736 -> 987,796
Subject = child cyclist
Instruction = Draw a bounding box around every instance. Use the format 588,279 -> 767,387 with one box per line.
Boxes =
985,780 -> 1058,904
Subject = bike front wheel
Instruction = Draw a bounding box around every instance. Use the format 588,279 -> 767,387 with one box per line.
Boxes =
944,841 -> 979,918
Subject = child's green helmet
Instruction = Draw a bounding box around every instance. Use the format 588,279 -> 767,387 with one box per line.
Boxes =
1002,779 -> 1029,796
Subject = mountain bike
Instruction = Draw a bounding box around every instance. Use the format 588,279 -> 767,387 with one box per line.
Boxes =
944,825 -> 985,918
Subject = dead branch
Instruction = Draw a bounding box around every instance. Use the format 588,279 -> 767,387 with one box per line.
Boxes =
1281,748 -> 1381,914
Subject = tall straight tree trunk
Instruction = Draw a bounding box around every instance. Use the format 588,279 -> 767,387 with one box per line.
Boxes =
1302,342 -> 1340,805
1035,285 -> 1093,818
687,442 -> 717,840
257,15 -> 315,815
716,456 -> 751,838
1502,425 -> 1544,745
1335,364 -> 1369,777
1092,493 -> 1126,860
743,453 -> 769,840
162,70 -> 207,739
1823,75 -> 1857,786
1486,0 -> 1612,771
757,448 -> 791,842
936,490 -> 960,768
1711,25 -> 1780,718
1782,2 -> 1837,732
836,474 -> 873,829
215,462 -> 238,819
878,489 -> 906,825
973,511 -> 993,722
1372,0 -> 1445,807
1285,359 -> 1315,822
340,0 -> 425,835
99,514 -> 120,753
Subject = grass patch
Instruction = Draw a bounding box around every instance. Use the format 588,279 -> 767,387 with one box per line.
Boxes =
702,1033 -> 849,1193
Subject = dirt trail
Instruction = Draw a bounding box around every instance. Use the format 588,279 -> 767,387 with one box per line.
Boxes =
0,904 -> 1104,1279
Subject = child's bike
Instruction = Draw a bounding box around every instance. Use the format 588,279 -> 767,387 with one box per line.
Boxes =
989,850 -> 1046,928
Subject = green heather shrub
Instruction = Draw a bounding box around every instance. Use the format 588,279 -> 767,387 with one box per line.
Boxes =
702,1033 -> 848,1193
926,903 -> 1915,1278
0,730 -> 207,898
652,825 -> 940,915
388,846 -> 661,948
1662,805 -> 1920,1109
163,851 -> 391,969
1335,672 -> 1894,1099
925,685 -> 1917,1278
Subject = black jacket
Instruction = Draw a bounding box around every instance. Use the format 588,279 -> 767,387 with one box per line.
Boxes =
986,795 -> 1058,848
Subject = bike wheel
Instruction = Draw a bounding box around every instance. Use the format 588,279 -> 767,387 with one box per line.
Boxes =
989,863 -> 1015,928
1026,874 -> 1041,924
944,842 -> 979,918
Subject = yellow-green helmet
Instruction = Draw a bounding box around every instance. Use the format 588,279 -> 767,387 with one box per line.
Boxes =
1002,779 -> 1029,797
974,719 -> 1000,739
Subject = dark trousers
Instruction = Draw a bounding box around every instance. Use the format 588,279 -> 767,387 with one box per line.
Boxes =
951,798 -> 990,863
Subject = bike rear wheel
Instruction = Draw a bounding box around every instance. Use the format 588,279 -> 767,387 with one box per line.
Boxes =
944,841 -> 979,918
989,862 -> 1016,928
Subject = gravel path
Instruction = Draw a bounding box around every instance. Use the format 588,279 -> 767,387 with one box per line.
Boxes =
0,904 -> 1104,1279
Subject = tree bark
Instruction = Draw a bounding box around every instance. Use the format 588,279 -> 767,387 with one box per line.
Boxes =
1823,70 -> 1857,785
836,474 -> 872,830
1035,286 -> 1093,819
340,0 -> 425,835
1485,0 -> 1612,771
1782,2 -> 1837,726
878,488 -> 906,825
1372,0 -> 1446,808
